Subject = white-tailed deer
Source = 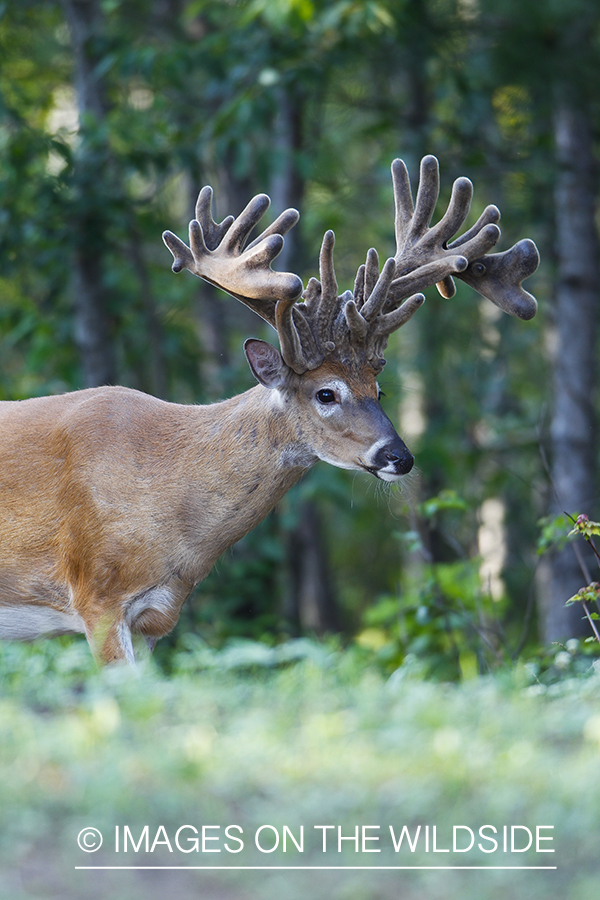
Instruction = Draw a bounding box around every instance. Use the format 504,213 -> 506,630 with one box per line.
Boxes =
0,156 -> 539,663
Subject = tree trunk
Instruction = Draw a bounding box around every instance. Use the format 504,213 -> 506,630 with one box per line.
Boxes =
283,500 -> 340,634
128,225 -> 168,399
543,100 -> 599,641
62,0 -> 115,387
269,89 -> 305,274
271,88 -> 342,634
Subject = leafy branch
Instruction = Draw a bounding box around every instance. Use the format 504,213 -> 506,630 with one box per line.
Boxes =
565,514 -> 600,643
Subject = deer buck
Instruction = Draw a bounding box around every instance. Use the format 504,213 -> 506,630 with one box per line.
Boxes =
0,156 -> 539,664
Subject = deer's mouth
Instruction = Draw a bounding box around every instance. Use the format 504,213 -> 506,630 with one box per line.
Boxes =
358,461 -> 405,482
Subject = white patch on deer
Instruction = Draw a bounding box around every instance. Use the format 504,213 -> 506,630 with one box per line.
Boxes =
280,443 -> 317,469
314,380 -> 352,417
375,470 -> 402,483
0,604 -> 85,640
125,586 -> 175,629
269,389 -> 286,411
362,437 -> 388,468
117,621 -> 135,664
314,451 -> 357,471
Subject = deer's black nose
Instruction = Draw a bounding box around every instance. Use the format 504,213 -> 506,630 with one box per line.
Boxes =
374,441 -> 414,475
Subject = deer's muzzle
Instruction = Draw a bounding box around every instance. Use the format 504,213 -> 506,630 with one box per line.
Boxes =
370,438 -> 414,480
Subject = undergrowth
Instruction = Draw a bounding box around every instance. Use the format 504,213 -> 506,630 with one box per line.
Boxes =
1,637 -> 600,899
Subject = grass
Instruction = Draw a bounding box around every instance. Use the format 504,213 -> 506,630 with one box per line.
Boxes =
1,636 -> 600,899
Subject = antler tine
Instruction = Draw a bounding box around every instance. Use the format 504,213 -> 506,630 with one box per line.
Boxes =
447,202 -> 501,251
194,186 -> 235,251
391,157 -> 415,254
374,292 -> 426,339
163,189 -> 303,329
246,206 -> 300,250
223,193 -> 272,255
410,155 -> 440,240
391,155 -> 500,287
353,264 -> 367,309
275,298 -> 321,373
351,248 -> 380,313
437,201 -> 502,299
364,249 -> 381,309
385,256 -> 469,312
458,238 -> 539,319
315,229 -> 338,352
428,174 -> 472,299
361,252 -> 395,322
346,254 -> 425,370
430,174 -> 473,245
343,254 -> 396,354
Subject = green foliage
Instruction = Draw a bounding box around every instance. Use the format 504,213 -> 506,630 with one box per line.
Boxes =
418,488 -> 468,519
518,637 -> 600,686
566,584 -> 600,610
1,640 -> 600,898
568,514 -> 600,541
361,558 -> 493,681
537,514 -> 575,556
537,512 -> 600,645
356,491 -> 510,681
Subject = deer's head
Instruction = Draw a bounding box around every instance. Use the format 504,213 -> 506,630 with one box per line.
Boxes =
163,156 -> 539,482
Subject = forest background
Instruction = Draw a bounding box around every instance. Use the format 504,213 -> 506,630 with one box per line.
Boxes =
1,0 -> 600,676
3,4 -> 600,900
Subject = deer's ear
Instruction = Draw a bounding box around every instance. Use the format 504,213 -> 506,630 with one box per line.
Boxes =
244,339 -> 290,390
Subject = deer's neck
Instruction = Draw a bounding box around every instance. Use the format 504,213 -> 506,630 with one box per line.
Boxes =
182,385 -> 314,569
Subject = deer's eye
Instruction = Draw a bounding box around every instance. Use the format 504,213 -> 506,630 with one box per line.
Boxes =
316,389 -> 336,404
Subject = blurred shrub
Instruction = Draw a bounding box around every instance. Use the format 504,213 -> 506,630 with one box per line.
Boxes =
356,491 -> 509,680
1,637 -> 600,900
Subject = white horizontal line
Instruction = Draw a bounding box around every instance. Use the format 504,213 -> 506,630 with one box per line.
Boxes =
75,866 -> 558,871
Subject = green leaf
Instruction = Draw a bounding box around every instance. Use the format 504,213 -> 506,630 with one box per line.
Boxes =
537,514 -> 573,555
419,490 -> 468,519
566,582 -> 600,605
567,514 -> 600,540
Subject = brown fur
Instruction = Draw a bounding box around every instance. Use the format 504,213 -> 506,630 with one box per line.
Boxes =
0,359 -> 404,664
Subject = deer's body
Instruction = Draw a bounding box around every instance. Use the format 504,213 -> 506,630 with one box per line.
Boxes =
0,156 -> 539,663
0,355 -> 406,661
0,385 -> 309,658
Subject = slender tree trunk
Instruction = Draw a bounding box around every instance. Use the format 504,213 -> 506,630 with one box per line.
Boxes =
71,254 -> 114,388
193,282 -> 233,401
128,226 -> 168,399
62,0 -> 107,121
62,0 -> 115,387
544,99 -> 599,641
271,87 -> 341,633
270,89 -> 305,274
284,501 -> 340,634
